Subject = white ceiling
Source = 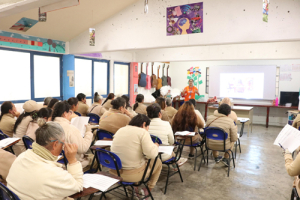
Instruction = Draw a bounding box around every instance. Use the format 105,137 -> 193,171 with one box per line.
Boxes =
0,0 -> 139,41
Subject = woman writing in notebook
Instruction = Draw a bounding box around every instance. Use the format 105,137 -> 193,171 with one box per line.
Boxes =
181,79 -> 200,101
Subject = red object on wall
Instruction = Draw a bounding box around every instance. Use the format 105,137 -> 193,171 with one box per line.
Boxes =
130,62 -> 139,106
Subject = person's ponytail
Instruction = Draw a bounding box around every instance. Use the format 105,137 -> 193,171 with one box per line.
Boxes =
133,94 -> 144,111
133,103 -> 139,111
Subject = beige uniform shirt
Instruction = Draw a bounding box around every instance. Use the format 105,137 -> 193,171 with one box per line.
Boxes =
13,116 -> 32,156
76,101 -> 89,116
99,109 -> 131,134
214,110 -> 238,123
165,106 -> 177,121
285,152 -> 300,195
0,113 -> 16,138
88,103 -> 107,118
111,125 -> 158,170
134,103 -> 147,115
0,149 -> 16,181
102,99 -> 113,111
292,114 -> 300,130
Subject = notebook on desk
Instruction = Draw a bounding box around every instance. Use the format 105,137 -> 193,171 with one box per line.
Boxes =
0,138 -> 20,149
83,174 -> 119,192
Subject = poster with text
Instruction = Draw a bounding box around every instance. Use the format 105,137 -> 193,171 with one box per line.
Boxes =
263,0 -> 269,22
167,2 -> 203,36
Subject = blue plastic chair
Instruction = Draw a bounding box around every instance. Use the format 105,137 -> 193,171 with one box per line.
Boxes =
57,150 -> 68,167
22,136 -> 34,150
198,127 -> 235,177
74,111 -> 82,116
0,182 -> 20,200
0,131 -> 15,154
150,135 -> 162,144
89,149 -> 158,200
96,129 -> 114,140
162,139 -> 185,194
87,113 -> 100,124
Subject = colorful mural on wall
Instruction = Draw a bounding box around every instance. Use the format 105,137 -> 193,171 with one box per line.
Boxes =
187,66 -> 204,100
0,30 -> 66,53
166,2 -> 203,36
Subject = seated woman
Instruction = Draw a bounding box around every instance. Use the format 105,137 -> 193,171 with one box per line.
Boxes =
68,97 -> 79,121
88,92 -> 107,118
7,120 -> 83,199
172,101 -> 204,158
43,97 -> 53,108
52,101 -> 93,170
122,95 -> 137,117
292,114 -> 300,130
76,93 -> 89,116
165,98 -> 177,120
13,100 -> 39,156
47,98 -> 59,110
133,94 -> 147,115
155,97 -> 170,122
284,148 -> 300,198
26,108 -> 52,141
110,114 -> 162,195
0,149 -> 16,182
102,93 -> 115,110
214,97 -> 237,123
0,101 -> 20,138
99,97 -> 133,134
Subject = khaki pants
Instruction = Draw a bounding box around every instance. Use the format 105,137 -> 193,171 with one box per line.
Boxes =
212,142 -> 234,159
110,159 -> 162,189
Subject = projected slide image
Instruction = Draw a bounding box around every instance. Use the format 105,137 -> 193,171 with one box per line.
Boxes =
220,73 -> 264,99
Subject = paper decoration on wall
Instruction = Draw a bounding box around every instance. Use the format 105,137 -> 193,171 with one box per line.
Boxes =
89,28 -> 95,46
187,66 -> 204,100
263,0 -> 269,22
280,73 -> 292,81
280,64 -> 300,72
167,2 -> 203,36
10,17 -> 38,32
0,30 -> 66,53
67,70 -> 75,87
39,8 -> 47,22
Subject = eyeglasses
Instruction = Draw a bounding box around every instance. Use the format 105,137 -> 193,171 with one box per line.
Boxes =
50,139 -> 65,145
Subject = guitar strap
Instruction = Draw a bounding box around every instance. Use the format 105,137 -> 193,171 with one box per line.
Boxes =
90,105 -> 98,113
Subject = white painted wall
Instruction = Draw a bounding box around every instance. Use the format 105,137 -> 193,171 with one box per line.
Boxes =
69,0 -> 300,54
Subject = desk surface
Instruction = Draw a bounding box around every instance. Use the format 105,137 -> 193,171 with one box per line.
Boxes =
69,172 -> 122,199
1,139 -> 21,150
208,106 -> 253,111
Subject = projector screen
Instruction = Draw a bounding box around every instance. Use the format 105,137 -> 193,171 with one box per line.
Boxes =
209,66 -> 276,100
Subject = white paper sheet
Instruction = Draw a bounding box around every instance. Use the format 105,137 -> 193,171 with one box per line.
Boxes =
94,140 -> 113,146
274,124 -> 300,152
175,131 -> 195,136
158,146 -> 174,156
237,118 -> 250,123
0,138 -> 20,149
71,117 -> 90,137
83,174 -> 119,191
57,155 -> 63,160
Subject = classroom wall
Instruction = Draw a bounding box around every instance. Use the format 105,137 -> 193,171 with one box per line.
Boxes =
169,59 -> 300,126
69,0 -> 300,54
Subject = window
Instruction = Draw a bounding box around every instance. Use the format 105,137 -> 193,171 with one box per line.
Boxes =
75,58 -> 92,97
34,55 -> 61,98
0,49 -> 31,101
94,61 -> 109,96
114,62 -> 130,96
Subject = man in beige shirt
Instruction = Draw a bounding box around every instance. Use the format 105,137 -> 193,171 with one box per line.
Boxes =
76,93 -> 89,116
165,98 -> 177,120
205,104 -> 238,166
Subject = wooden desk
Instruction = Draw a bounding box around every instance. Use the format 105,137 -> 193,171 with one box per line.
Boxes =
208,106 -> 253,136
173,100 -> 298,128
90,139 -> 113,151
1,139 -> 21,150
69,172 -> 122,199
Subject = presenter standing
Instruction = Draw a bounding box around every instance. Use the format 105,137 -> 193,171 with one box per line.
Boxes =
181,79 -> 200,101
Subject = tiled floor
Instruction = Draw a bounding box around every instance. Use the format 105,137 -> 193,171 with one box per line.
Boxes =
84,125 -> 293,200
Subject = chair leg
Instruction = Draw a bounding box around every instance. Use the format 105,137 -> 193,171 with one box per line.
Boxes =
88,193 -> 94,200
231,150 -> 235,168
235,142 -> 237,159
164,165 -> 171,194
194,147 -> 197,171
198,150 -> 206,171
130,185 -> 134,200
10,146 -> 15,155
207,149 -> 209,165
227,153 -> 230,177
177,163 -> 183,182
200,146 -> 205,164
238,139 -> 241,153
99,193 -> 104,200
123,185 -> 128,197
145,184 -> 154,200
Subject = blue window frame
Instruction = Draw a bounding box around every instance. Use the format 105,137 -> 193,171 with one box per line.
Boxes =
114,62 -> 130,98
0,47 -> 63,104
74,56 -> 110,103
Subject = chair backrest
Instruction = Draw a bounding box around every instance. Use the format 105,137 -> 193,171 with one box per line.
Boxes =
204,127 -> 228,151
299,126 -> 300,131
150,135 -> 162,144
87,113 -> 100,124
0,131 -> 9,140
74,111 -> 82,116
174,139 -> 185,162
95,149 -> 122,176
0,182 -> 20,200
96,129 -> 114,140
22,136 -> 34,150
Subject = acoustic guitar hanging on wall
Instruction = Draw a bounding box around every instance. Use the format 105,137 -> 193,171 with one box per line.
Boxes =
151,62 -> 157,88
145,62 -> 151,89
156,65 -> 162,90
139,63 -> 147,87
162,64 -> 168,86
167,65 -> 171,86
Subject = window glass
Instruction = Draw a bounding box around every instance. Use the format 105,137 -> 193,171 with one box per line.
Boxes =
94,62 -> 108,96
114,63 -> 129,95
75,58 -> 92,97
